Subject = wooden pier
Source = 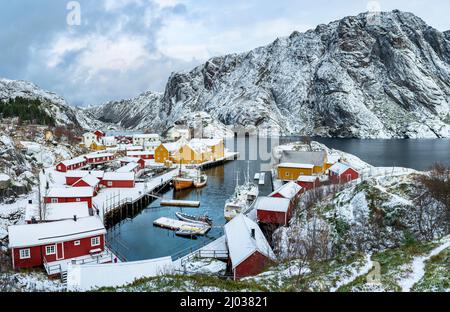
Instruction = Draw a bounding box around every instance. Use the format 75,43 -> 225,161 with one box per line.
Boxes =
100,170 -> 177,229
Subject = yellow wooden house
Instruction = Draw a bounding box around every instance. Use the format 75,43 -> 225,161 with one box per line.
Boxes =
278,163 -> 315,181
277,150 -> 329,181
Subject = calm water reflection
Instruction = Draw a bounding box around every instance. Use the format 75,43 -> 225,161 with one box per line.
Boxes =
108,137 -> 449,260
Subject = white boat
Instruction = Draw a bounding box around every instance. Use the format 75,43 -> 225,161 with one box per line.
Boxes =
254,173 -> 260,180
224,171 -> 259,222
259,172 -> 266,185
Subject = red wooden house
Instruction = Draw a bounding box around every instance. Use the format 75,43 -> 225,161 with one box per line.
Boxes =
72,174 -> 101,194
116,162 -> 140,174
94,130 -> 105,141
44,187 -> 94,208
65,170 -> 104,186
255,196 -> 292,226
8,217 -> 107,272
224,214 -> 275,280
126,151 -> 154,160
84,153 -> 115,165
100,172 -> 135,188
329,163 -> 360,184
296,176 -> 320,190
119,157 -> 146,169
55,157 -> 87,173
269,181 -> 303,207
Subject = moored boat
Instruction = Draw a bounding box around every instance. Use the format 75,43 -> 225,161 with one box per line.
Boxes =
175,212 -> 212,225
173,177 -> 194,190
193,171 -> 208,188
224,170 -> 259,222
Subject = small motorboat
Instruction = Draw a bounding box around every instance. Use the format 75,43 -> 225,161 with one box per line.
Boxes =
193,173 -> 208,188
175,229 -> 199,239
176,212 -> 213,225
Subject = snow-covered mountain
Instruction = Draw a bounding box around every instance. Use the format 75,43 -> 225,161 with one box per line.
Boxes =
90,10 -> 450,138
0,79 -> 110,131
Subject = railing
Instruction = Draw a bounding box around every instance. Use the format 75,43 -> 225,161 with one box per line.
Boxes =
180,249 -> 229,267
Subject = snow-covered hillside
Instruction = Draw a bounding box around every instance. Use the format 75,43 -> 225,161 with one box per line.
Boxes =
90,10 -> 450,138
0,79 -> 112,131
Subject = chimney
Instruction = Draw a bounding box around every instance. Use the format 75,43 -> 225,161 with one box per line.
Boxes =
251,228 -> 255,239
73,215 -> 77,222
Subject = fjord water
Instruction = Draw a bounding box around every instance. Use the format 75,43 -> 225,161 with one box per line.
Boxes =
107,137 -> 449,261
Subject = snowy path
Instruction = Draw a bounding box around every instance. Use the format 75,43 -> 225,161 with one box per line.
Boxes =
330,254 -> 373,292
398,236 -> 450,292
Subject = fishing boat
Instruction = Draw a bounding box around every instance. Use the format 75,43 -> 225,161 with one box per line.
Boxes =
175,212 -> 212,226
173,159 -> 195,191
224,169 -> 259,222
173,176 -> 194,191
193,170 -> 208,188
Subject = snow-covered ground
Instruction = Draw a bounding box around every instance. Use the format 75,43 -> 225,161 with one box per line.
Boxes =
397,236 -> 450,292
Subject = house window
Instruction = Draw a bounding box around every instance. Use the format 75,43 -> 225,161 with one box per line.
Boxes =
45,245 -> 56,255
91,237 -> 100,247
285,172 -> 290,177
107,181 -> 113,187
19,249 -> 31,259
51,198 -> 58,204
76,198 -> 81,202
74,240 -> 80,246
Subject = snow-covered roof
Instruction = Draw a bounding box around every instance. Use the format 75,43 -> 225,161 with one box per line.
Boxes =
67,257 -> 173,291
329,162 -> 355,175
270,181 -> 302,200
133,134 -> 160,139
46,187 -> 94,198
116,163 -> 139,173
281,150 -> 327,167
189,138 -> 223,147
278,163 -> 315,169
327,154 -> 341,164
255,196 -> 291,213
162,142 -> 180,153
8,217 -> 106,248
297,176 -> 319,182
61,156 -> 86,167
224,214 -> 275,269
74,174 -> 100,187
103,172 -> 135,181
85,153 -> 114,159
118,157 -> 141,163
126,151 -> 154,156
66,170 -> 104,179
25,202 -> 90,222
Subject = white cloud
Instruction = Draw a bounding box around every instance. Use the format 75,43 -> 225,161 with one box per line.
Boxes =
157,15 -> 312,61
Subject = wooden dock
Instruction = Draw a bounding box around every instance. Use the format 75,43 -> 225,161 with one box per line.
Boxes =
153,217 -> 210,235
160,200 -> 200,207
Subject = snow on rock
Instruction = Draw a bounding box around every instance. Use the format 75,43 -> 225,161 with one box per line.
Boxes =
329,254 -> 373,292
88,11 -> 450,138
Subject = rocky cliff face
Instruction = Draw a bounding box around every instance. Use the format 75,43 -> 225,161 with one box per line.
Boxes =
91,10 -> 450,138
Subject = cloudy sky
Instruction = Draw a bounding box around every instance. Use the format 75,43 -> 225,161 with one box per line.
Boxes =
1,0 -> 449,106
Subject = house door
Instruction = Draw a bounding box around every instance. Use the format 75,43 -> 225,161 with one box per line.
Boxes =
56,242 -> 64,260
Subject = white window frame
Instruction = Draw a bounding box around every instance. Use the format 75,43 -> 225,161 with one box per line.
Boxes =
107,181 -> 113,187
76,198 -> 81,202
51,198 -> 58,204
91,236 -> 100,247
45,245 -> 56,255
74,240 -> 80,246
19,248 -> 31,259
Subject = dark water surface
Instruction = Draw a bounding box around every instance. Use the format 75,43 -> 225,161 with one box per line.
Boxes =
108,137 -> 449,261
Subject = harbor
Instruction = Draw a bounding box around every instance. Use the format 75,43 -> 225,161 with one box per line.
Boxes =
106,144 -> 274,261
